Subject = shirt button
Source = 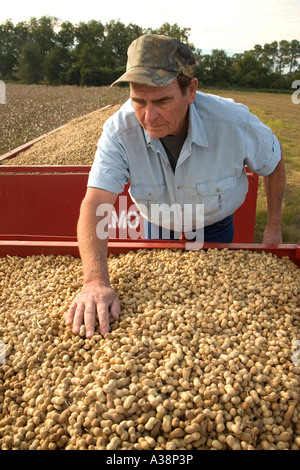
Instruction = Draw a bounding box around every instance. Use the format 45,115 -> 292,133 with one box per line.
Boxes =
177,185 -> 181,190
217,187 -> 221,192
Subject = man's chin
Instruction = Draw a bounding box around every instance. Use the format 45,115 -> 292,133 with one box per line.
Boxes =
146,127 -> 168,139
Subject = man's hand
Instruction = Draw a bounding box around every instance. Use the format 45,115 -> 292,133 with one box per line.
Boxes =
262,225 -> 283,244
65,282 -> 120,338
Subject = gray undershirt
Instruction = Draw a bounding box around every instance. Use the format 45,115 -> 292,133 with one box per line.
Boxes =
160,129 -> 188,172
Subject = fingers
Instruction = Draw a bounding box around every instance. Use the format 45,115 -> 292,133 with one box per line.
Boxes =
65,302 -> 76,326
97,294 -> 121,336
84,302 -> 97,338
66,301 -> 99,337
97,302 -> 110,337
65,289 -> 119,338
65,301 -> 85,335
110,295 -> 121,320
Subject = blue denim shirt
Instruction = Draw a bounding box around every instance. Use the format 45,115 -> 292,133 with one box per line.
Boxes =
88,91 -> 281,228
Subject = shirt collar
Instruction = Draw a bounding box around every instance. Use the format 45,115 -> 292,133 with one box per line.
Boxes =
143,101 -> 208,150
188,101 -> 208,148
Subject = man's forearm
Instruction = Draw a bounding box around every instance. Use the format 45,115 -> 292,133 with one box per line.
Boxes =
77,197 -> 111,287
66,188 -> 119,337
263,152 -> 286,229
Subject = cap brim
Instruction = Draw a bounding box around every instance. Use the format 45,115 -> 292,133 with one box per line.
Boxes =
111,67 -> 178,87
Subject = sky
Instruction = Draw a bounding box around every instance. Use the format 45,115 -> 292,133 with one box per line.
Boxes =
1,0 -> 299,55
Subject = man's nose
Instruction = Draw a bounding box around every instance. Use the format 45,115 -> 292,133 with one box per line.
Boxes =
145,104 -> 159,122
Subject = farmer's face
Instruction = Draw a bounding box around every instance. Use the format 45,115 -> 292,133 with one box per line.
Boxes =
130,78 -> 198,138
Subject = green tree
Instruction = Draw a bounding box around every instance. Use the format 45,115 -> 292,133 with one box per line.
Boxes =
277,40 -> 290,73
76,43 -> 100,73
288,39 -> 300,73
262,41 -> 278,73
44,45 -> 70,84
47,21 -> 75,84
103,20 -> 143,68
0,19 -> 28,79
27,16 -> 58,55
232,50 -> 269,88
72,20 -> 105,83
201,49 -> 233,86
74,20 -> 104,53
56,21 -> 75,50
150,22 -> 192,46
17,40 -> 44,83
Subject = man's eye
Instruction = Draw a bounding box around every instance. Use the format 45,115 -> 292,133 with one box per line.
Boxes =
133,100 -> 145,107
158,99 -> 172,105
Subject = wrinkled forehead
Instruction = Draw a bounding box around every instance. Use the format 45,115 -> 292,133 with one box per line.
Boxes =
130,78 -> 180,97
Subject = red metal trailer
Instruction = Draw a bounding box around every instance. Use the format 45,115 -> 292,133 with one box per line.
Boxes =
0,164 -> 258,243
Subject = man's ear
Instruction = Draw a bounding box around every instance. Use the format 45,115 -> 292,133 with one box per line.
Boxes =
188,78 -> 198,104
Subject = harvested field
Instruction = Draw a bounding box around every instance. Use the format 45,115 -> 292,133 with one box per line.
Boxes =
2,104 -> 121,166
0,84 -> 129,156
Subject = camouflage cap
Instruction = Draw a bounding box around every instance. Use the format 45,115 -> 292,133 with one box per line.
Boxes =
111,34 -> 196,87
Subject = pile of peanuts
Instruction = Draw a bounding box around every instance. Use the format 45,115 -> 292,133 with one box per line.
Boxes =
0,248 -> 299,450
2,104 -> 121,166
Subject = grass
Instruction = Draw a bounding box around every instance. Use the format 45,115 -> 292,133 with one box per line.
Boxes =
0,84 -> 299,243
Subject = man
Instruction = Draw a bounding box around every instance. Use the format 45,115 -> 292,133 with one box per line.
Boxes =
65,34 -> 286,338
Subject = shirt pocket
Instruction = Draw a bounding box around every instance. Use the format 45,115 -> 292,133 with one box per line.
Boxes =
196,175 -> 237,215
130,184 -> 164,220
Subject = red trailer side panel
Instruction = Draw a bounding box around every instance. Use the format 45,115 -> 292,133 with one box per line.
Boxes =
0,169 -> 258,243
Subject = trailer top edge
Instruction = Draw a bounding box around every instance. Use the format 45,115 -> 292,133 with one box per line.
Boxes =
0,240 -> 299,266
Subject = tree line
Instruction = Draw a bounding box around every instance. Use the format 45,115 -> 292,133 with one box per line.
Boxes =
0,16 -> 299,89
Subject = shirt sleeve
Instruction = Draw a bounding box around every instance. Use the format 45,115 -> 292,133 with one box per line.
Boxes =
87,121 -> 130,194
243,113 -> 281,176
